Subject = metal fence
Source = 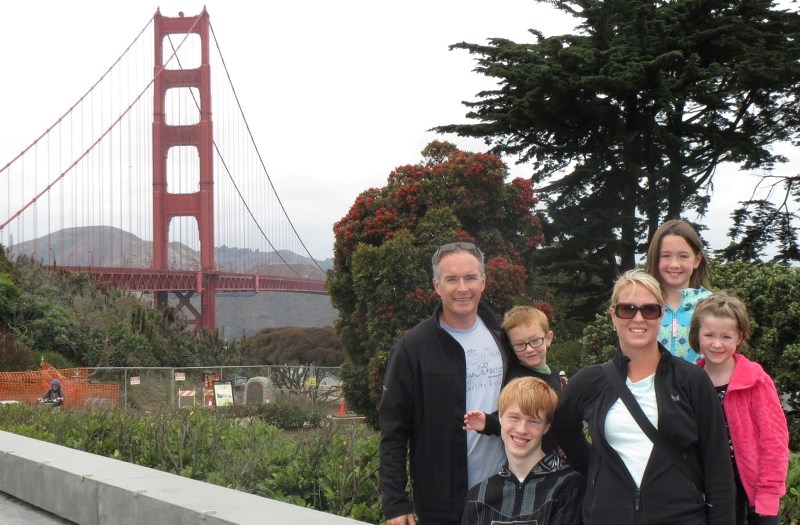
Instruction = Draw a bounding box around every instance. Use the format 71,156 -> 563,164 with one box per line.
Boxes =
78,365 -> 343,411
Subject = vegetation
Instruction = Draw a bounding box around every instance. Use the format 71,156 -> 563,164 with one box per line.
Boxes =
240,326 -> 344,366
781,453 -> 800,524
0,246 -> 239,369
328,140 -> 547,425
0,246 -> 340,372
0,402 -> 381,523
434,0 -> 800,321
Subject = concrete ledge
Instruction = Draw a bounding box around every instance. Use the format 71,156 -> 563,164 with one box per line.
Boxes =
0,430 -> 370,525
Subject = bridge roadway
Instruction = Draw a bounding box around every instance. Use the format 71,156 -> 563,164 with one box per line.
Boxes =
58,266 -> 328,294
0,491 -> 74,524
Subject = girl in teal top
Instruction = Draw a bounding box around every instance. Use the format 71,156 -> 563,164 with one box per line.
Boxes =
645,219 -> 712,364
660,286 -> 711,363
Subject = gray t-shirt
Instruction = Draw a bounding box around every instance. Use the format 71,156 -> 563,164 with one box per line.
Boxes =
442,317 -> 506,488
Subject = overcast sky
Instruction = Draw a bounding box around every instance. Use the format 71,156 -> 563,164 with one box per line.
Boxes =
1,1 -> 792,261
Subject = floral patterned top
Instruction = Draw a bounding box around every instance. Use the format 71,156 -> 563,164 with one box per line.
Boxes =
659,286 -> 710,364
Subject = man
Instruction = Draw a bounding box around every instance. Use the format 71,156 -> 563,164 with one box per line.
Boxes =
380,242 -> 510,525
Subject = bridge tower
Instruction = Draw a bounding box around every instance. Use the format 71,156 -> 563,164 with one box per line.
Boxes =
152,9 -> 217,331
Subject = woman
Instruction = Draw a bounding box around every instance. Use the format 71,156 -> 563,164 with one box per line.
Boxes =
554,269 -> 734,524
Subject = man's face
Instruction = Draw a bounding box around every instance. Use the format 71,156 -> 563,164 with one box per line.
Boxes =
433,251 -> 485,329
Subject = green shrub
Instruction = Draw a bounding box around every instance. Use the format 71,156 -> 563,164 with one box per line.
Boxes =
255,423 -> 381,522
781,452 -> 800,524
264,401 -> 323,430
0,404 -> 381,523
216,399 -> 325,430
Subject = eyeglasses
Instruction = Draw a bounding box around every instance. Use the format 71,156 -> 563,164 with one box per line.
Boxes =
613,303 -> 663,320
511,337 -> 546,353
431,242 -> 482,266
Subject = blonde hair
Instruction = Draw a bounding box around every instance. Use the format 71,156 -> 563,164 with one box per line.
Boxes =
502,305 -> 550,333
689,291 -> 750,352
645,219 -> 711,289
498,377 -> 558,424
611,269 -> 665,307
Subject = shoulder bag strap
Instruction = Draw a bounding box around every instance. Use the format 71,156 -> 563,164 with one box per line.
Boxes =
601,360 -> 703,490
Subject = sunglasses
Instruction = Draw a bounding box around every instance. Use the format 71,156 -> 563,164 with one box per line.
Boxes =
432,242 -> 481,264
613,303 -> 663,320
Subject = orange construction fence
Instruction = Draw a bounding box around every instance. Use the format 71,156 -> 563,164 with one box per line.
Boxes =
0,360 -> 120,408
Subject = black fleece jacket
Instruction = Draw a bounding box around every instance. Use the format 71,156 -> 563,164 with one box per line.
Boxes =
553,347 -> 735,525
379,302 -> 509,522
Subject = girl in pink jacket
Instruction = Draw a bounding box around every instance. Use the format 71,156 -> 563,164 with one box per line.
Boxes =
690,292 -> 789,525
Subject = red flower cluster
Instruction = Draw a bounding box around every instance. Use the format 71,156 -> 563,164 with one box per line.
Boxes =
484,257 -> 528,313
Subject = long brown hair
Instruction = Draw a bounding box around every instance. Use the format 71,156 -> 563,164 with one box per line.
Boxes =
645,219 -> 711,290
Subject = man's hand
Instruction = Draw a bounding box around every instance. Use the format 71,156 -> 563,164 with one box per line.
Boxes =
387,513 -> 416,525
463,410 -> 486,432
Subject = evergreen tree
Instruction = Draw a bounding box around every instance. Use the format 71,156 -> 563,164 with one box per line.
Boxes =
719,180 -> 800,262
435,0 -> 800,320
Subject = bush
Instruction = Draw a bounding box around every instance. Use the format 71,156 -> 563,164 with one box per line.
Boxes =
217,398 -> 326,430
781,452 -> 800,524
262,401 -> 323,430
0,404 -> 381,523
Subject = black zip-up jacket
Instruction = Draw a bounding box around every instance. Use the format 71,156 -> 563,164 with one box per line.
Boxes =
461,452 -> 585,525
553,347 -> 735,524
379,303 -> 509,522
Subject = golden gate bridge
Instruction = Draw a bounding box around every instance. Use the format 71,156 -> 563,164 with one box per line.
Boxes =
0,8 -> 327,332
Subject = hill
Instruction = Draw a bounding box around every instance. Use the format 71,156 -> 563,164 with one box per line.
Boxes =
9,226 -> 332,278
7,226 -> 338,338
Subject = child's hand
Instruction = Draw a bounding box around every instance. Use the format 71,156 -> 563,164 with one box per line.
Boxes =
463,410 -> 486,432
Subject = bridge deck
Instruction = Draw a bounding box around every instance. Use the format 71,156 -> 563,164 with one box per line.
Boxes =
58,266 -> 327,294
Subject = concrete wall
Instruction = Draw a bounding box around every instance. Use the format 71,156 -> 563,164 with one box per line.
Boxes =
0,430 -> 370,525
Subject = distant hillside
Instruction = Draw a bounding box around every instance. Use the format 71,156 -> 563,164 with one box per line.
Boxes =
7,226 -> 338,337
8,225 -> 332,275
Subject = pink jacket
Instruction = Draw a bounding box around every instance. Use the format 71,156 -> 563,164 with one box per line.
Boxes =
699,353 -> 789,515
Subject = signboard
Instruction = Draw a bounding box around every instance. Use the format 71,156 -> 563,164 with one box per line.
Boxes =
213,381 -> 234,407
130,376 -> 140,385
203,372 -> 221,407
175,372 -> 186,382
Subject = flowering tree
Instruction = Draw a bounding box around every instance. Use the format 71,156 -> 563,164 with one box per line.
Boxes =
327,141 -> 544,425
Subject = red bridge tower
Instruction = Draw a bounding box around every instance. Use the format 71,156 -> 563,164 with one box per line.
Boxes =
151,9 -> 217,331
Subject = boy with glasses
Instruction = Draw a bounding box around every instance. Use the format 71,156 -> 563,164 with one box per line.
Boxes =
380,242 -> 512,525
464,306 -> 565,455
